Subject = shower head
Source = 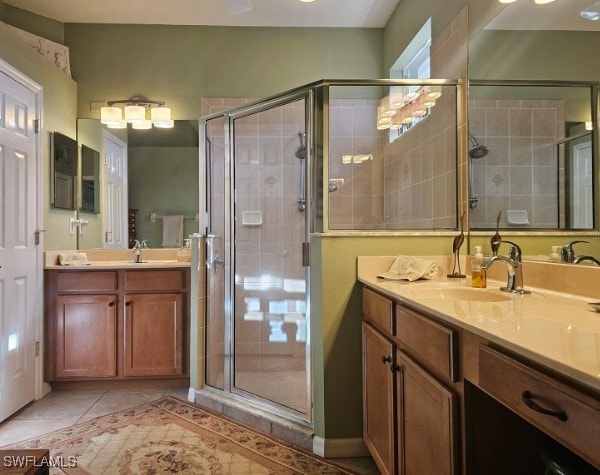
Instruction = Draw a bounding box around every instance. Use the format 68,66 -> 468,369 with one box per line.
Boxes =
469,134 -> 489,159
295,132 -> 306,160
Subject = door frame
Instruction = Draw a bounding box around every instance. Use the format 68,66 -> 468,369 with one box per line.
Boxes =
0,58 -> 45,399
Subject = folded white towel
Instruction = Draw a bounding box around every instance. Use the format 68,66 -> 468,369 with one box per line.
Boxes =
58,252 -> 88,265
162,215 -> 183,247
378,256 -> 440,281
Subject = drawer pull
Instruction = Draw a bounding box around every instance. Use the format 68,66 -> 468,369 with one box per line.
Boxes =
381,355 -> 392,364
108,301 -> 115,307
521,391 -> 568,422
125,301 -> 132,307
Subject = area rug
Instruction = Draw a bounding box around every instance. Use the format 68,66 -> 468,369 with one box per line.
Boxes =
2,396 -> 354,474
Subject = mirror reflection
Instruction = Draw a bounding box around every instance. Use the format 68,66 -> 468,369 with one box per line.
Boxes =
468,82 -> 594,230
51,131 -> 78,210
80,144 -> 99,214
469,1 -> 600,233
76,119 -> 199,249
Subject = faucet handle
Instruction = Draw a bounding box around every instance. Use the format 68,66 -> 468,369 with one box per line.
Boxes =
132,239 -> 141,250
561,240 -> 588,263
500,240 -> 522,262
141,239 -> 148,249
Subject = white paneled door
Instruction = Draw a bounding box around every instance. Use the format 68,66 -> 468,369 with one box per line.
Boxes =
103,131 -> 127,249
0,64 -> 41,422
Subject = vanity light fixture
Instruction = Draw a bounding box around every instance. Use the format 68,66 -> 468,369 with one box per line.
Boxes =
581,1 -> 600,20
498,0 -> 555,3
100,96 -> 174,129
377,85 -> 440,136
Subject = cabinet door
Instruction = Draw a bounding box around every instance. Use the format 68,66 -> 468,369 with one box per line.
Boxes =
396,349 -> 458,475
363,323 -> 396,475
123,293 -> 183,376
55,295 -> 117,378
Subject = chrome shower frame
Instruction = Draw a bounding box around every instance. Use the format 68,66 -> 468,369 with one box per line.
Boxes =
197,78 -> 463,427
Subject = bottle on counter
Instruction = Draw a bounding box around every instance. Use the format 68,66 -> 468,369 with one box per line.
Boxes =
471,246 -> 487,288
177,239 -> 192,262
549,246 -> 561,263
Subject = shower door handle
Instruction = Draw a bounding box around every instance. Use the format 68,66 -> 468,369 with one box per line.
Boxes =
206,234 -> 224,272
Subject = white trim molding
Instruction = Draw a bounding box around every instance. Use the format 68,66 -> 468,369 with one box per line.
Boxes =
312,437 -> 370,458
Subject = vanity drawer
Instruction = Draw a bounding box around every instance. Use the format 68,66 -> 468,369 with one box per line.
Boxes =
362,288 -> 394,335
56,271 -> 118,292
124,269 -> 186,291
395,304 -> 458,382
479,345 -> 600,468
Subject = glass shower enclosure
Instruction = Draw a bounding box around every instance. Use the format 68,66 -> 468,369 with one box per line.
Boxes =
195,79 -> 461,424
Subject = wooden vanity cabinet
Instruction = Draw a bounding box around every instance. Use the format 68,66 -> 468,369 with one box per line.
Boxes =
362,288 -> 459,475
45,268 -> 190,385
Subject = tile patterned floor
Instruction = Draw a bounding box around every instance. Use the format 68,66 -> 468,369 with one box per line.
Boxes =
0,389 -> 379,474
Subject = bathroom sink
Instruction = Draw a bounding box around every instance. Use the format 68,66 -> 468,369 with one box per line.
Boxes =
403,286 -> 513,302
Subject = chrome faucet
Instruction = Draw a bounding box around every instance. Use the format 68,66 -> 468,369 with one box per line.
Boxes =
481,240 -> 530,294
573,255 -> 600,266
561,240 -> 600,266
561,240 -> 588,263
132,239 -> 148,263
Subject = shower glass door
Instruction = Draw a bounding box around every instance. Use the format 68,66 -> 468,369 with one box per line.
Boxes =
204,115 -> 227,390
230,95 -> 311,421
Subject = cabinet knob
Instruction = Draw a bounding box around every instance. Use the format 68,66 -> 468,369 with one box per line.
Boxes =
108,301 -> 115,307
125,301 -> 131,307
391,363 -> 401,373
381,355 -> 392,365
521,391 -> 568,422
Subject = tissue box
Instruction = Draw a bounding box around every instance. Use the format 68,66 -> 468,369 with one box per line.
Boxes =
58,252 -> 88,265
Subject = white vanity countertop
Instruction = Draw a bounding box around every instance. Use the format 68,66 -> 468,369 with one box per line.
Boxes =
44,249 -> 191,269
358,256 -> 600,394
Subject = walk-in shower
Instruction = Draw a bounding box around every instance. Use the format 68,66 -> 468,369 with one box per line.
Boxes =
468,134 -> 489,209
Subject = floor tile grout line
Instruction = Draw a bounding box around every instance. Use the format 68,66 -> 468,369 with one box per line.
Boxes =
76,391 -> 108,423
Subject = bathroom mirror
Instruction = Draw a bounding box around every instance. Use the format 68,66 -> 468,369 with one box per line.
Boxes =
80,144 -> 100,214
76,119 -> 199,249
468,0 -> 600,233
51,131 -> 78,210
468,82 -> 595,230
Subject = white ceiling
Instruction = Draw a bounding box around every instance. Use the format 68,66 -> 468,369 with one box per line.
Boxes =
487,0 -> 600,32
2,0 -> 401,28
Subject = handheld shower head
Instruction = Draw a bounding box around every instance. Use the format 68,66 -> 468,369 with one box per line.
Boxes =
295,132 -> 306,160
469,134 -> 489,159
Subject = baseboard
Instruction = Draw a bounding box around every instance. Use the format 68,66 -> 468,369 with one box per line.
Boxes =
312,437 -> 370,458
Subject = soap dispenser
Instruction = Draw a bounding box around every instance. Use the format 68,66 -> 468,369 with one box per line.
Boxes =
550,246 -> 561,263
471,246 -> 486,288
177,239 -> 192,262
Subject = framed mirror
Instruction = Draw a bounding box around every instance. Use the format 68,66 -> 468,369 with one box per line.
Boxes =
80,144 -> 100,214
51,131 -> 78,210
468,1 -> 600,233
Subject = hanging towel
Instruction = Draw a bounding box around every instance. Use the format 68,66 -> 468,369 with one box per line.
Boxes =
377,256 -> 440,282
162,214 -> 184,247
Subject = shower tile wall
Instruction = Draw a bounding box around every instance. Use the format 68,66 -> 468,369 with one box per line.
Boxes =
328,99 -> 386,229
382,89 -> 458,229
468,99 -> 564,228
202,98 -> 308,414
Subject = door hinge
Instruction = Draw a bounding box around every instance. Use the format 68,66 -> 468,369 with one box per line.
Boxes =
34,119 -> 40,134
35,341 -> 40,357
302,242 -> 310,267
34,228 -> 45,245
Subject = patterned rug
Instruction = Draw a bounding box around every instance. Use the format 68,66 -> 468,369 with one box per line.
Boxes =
2,396 -> 354,474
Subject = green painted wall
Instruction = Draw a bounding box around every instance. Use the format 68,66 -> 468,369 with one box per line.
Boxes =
312,235 -> 452,438
0,19 -> 78,251
64,24 -> 384,120
3,4 -> 64,44
128,146 -> 199,248
470,29 -> 600,82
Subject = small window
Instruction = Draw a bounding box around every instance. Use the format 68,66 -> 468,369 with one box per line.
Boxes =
387,19 -> 432,142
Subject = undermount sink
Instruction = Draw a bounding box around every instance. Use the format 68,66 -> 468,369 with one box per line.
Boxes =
403,286 -> 513,302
